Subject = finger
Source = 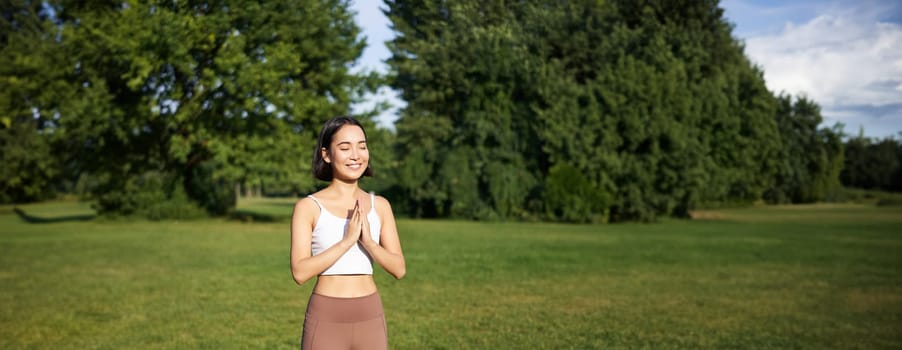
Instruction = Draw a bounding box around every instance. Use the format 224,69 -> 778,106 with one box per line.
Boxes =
362,219 -> 370,240
354,204 -> 362,228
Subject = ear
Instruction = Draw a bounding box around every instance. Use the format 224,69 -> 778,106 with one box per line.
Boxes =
321,147 -> 331,163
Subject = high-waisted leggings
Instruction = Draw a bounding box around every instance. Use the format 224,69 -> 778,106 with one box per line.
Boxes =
301,292 -> 387,350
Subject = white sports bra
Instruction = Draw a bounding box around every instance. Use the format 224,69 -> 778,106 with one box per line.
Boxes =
308,192 -> 381,275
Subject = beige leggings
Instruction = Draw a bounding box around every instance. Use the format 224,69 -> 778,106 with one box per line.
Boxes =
301,292 -> 387,350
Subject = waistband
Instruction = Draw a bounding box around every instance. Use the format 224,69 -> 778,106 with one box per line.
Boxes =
305,292 -> 384,323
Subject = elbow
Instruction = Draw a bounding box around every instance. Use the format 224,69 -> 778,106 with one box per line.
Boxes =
292,269 -> 311,286
293,276 -> 308,286
393,264 -> 406,280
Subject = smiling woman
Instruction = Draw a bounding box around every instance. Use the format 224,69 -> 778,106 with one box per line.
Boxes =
311,117 -> 375,182
290,116 -> 406,350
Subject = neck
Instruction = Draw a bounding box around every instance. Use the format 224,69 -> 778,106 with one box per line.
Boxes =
328,178 -> 360,199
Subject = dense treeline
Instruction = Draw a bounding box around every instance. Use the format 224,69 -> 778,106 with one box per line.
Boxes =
2,0 -> 898,221
766,94 -> 845,204
841,133 -> 902,192
384,0 -> 852,222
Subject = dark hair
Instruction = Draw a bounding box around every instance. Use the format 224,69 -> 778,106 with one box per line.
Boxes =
312,116 -> 374,181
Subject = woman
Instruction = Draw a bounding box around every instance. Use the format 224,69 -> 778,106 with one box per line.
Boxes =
290,116 -> 406,349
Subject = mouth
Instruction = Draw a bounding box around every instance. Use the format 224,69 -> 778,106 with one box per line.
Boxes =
347,163 -> 363,170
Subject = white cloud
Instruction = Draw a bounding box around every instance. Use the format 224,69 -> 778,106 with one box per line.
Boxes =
739,1 -> 902,137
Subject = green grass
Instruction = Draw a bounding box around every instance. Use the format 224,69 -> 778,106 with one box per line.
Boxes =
231,197 -> 297,222
1,200 -> 901,349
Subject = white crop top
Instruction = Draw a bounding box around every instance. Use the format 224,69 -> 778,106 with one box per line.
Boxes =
308,193 -> 381,275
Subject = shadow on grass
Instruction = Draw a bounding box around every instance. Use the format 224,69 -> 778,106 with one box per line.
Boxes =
228,210 -> 287,223
13,208 -> 96,223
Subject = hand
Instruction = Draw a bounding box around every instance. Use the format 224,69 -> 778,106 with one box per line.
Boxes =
359,207 -> 376,249
343,200 -> 363,244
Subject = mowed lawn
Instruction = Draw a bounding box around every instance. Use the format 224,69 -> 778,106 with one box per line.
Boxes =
1,200 -> 901,349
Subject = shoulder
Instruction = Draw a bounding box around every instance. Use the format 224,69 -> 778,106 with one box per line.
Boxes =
373,195 -> 391,207
373,195 -> 394,214
293,197 -> 320,217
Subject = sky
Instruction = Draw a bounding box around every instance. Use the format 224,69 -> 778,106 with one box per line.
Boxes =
350,0 -> 902,139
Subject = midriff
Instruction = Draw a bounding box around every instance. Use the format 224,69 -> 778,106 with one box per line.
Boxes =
313,274 -> 378,297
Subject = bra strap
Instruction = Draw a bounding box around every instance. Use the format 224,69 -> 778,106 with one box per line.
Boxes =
307,195 -> 323,212
370,191 -> 375,209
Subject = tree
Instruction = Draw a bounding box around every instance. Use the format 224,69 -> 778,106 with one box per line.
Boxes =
1,0 -> 377,216
386,0 -> 540,219
386,0 -> 784,221
765,95 -> 844,203
0,1 -> 70,203
0,120 -> 59,203
841,134 -> 901,192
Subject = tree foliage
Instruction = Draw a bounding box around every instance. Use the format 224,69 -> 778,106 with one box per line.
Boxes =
3,0 -> 868,222
385,0 -> 817,222
1,0 -> 375,216
841,133 -> 902,192
764,95 -> 844,203
1,1 -> 68,203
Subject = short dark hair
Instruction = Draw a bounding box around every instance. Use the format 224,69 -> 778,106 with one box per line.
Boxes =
312,116 -> 374,181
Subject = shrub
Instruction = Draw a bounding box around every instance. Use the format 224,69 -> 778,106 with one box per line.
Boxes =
92,171 -> 207,220
543,163 -> 611,223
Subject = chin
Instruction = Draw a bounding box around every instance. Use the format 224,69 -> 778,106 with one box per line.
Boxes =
336,173 -> 364,182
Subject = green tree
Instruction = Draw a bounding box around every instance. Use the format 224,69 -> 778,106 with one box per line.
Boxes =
1,0 -> 377,216
765,95 -> 843,203
0,120 -> 59,203
841,134 -> 901,192
386,0 -> 540,219
386,0 -> 784,222
0,1 -> 71,203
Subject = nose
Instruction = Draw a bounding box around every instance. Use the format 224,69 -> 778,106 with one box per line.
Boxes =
350,148 -> 359,160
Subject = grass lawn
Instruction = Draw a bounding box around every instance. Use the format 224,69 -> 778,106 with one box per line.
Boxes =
1,199 -> 901,349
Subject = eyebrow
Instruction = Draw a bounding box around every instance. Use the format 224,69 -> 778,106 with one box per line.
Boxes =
336,140 -> 367,146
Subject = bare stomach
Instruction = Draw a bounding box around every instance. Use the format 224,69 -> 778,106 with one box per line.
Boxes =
313,275 -> 378,297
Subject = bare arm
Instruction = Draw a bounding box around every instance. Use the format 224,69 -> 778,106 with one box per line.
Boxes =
360,196 -> 406,279
289,198 -> 363,285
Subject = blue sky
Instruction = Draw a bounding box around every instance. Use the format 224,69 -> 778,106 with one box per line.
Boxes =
351,0 -> 902,138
